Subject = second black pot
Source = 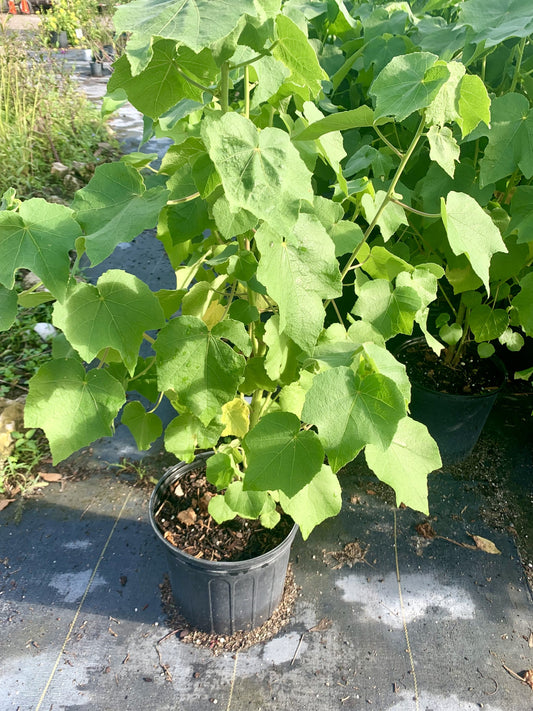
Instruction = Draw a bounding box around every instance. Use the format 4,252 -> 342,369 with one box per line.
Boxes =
149,454 -> 298,635
395,338 -> 506,465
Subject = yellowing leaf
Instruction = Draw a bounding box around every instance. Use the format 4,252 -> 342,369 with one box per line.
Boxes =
202,302 -> 226,329
221,397 -> 250,438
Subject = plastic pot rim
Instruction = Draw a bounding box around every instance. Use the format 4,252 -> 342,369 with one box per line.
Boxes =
149,452 -> 299,573
394,336 -> 507,401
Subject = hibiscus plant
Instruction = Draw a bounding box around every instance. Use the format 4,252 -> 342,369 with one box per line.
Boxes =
1,0 -> 531,539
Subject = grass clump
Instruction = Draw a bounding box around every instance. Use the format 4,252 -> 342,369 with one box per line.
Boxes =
0,19 -> 118,199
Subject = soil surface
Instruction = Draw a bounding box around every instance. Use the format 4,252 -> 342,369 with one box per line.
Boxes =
396,339 -> 505,395
154,464 -> 294,563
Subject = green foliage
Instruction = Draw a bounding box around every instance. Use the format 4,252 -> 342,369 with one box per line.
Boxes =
3,0 -> 533,539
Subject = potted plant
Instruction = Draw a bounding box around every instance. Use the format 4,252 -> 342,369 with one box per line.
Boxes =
0,0 -> 467,634
292,0 -> 533,464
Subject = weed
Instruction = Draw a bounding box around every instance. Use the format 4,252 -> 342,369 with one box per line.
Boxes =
0,429 -> 49,498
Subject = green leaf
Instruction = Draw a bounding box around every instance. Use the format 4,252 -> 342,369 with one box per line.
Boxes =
362,246 -> 413,281
72,163 -> 169,266
469,305 -> 508,342
361,191 -> 408,241
154,316 -> 245,425
242,411 -> 324,497
0,286 -> 17,331
512,272 -> 533,336
272,14 -> 327,100
302,366 -> 406,472
507,186 -> 533,244
224,481 -> 275,520
0,199 -> 80,300
264,314 -> 301,384
256,213 -> 342,351
477,342 -> 495,359
427,125 -> 460,178
441,191 -> 507,293
361,342 -> 411,406
330,221 -> 364,257
53,270 -> 165,375
212,196 -> 257,239
479,93 -> 533,187
365,417 -> 441,514
498,328 -> 524,352
165,413 -> 224,462
250,55 -> 291,107
121,401 -> 163,450
439,322 -> 462,346
108,41 -> 203,119
425,60 -> 465,127
352,279 -> 422,340
302,101 -> 346,175
293,106 -> 378,141
25,360 -> 125,464
459,0 -> 533,47
113,0 -> 258,53
278,464 -> 341,540
206,452 -> 238,489
228,299 -> 260,325
370,52 -> 450,122
457,74 -> 491,138
203,112 -> 313,231
208,493 -> 237,523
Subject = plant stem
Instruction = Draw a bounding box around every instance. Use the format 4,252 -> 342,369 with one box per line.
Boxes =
340,114 -> 427,282
175,66 -> 213,93
244,64 -> 250,119
220,62 -> 230,113
374,125 -> 403,158
390,198 -> 440,219
510,37 -> 526,93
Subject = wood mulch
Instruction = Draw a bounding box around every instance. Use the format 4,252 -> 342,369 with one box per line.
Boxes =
153,465 -> 294,562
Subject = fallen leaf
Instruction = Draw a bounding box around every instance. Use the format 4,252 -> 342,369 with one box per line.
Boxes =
528,631 -> 533,649
178,507 -> 197,526
416,522 -> 437,539
309,617 -> 332,632
523,669 -> 533,689
0,499 -> 14,511
472,535 -> 501,555
39,472 -> 62,482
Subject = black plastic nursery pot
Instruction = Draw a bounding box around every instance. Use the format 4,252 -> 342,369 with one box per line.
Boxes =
149,454 -> 298,635
395,338 -> 506,466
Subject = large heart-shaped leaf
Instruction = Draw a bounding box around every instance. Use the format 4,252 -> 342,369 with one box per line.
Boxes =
459,0 -> 533,47
53,270 -> 165,375
256,213 -> 342,351
121,401 -> 163,450
352,279 -> 422,340
108,41 -> 206,119
365,417 -> 441,514
72,163 -> 169,266
0,199 -> 80,300
278,464 -> 341,540
302,366 -> 406,472
370,52 -> 450,122
25,359 -> 125,464
441,191 -> 507,293
154,316 -> 246,425
203,112 -> 314,231
113,0 -> 258,53
242,411 -> 324,497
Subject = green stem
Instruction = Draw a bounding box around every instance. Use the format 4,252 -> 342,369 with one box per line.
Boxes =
220,62 -> 230,113
341,114 -> 427,282
175,66 -> 213,93
230,42 -> 279,70
374,125 -> 403,158
244,64 -> 250,119
390,198 -> 440,219
510,37 -> 526,93
167,192 -> 200,205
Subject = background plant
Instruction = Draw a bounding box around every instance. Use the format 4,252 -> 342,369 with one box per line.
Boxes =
0,25 -> 117,199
